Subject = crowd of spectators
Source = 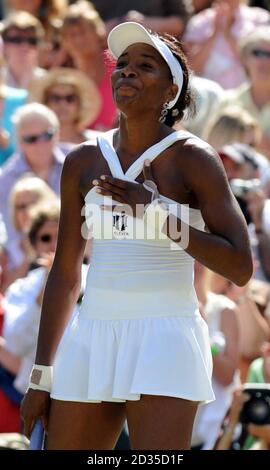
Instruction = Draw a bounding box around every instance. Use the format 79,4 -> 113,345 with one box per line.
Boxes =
0,0 -> 270,450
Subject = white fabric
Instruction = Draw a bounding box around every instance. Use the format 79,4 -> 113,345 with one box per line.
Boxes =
28,364 -> 53,392
3,266 -> 87,394
262,199 -> 270,235
108,22 -> 183,108
51,129 -> 215,404
143,199 -> 170,239
3,268 -> 47,394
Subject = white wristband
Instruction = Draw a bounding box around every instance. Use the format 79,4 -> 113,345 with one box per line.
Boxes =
28,364 -> 53,393
144,198 -> 170,239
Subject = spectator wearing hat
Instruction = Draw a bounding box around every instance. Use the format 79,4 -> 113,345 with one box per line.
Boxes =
1,11 -> 47,90
183,0 -> 270,89
221,26 -> 270,158
29,68 -> 101,145
220,143 -> 270,281
0,175 -> 58,293
60,2 -> 117,131
0,103 -> 67,277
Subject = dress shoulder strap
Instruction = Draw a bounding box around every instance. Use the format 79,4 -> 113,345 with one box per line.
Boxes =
97,129 -> 192,181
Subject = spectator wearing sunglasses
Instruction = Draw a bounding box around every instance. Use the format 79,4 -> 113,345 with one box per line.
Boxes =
29,67 -> 101,144
6,0 -> 68,35
1,203 -> 87,432
220,26 -> 270,159
0,203 -> 60,432
0,11 -> 47,90
0,103 -> 68,279
60,2 -> 117,131
0,175 -> 58,293
183,0 -> 270,89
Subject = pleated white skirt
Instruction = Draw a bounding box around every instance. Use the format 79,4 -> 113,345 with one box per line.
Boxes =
51,310 -> 215,403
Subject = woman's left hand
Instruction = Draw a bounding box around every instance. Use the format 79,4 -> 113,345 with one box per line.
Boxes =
92,160 -> 159,218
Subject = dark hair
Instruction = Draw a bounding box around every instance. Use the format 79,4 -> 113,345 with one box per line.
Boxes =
157,33 -> 195,127
28,203 -> 59,246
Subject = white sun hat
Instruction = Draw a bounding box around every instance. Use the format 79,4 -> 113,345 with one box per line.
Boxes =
108,21 -> 183,109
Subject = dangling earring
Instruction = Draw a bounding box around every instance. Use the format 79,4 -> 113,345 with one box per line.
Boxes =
159,102 -> 169,123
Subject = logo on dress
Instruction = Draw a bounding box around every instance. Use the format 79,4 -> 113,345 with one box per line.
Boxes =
112,211 -> 129,237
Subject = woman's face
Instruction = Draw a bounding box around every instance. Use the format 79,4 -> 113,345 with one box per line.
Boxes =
244,41 -> 270,84
61,22 -> 100,57
111,43 -> 175,116
14,190 -> 39,231
46,84 -> 80,126
34,220 -> 58,256
3,27 -> 40,67
18,116 -> 57,167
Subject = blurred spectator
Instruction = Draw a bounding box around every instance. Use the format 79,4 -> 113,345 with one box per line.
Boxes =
181,75 -> 224,138
0,78 -> 27,165
0,174 -> 58,292
222,26 -> 270,158
203,106 -> 261,150
3,203 -> 60,396
215,343 -> 270,450
183,0 -> 270,89
210,275 -> 270,381
0,203 -> 60,432
38,19 -> 72,70
248,340 -> 270,383
247,278 -> 270,327
1,202 -> 87,432
4,1 -> 71,69
0,11 -> 46,90
61,1 -> 116,130
192,263 -> 240,450
6,0 -> 68,34
218,143 -> 270,282
0,103 -> 66,279
91,0 -> 192,36
29,67 -> 101,144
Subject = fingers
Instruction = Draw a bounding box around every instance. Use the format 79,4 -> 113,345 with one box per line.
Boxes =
95,188 -> 126,203
23,416 -> 35,439
92,176 -> 128,202
93,175 -> 127,190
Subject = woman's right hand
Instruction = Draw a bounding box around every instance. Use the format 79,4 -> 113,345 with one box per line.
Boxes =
20,388 -> 51,438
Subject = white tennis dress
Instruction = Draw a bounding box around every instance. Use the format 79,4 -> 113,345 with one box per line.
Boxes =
51,130 -> 215,403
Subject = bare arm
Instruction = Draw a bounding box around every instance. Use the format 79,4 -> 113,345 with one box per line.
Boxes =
256,231 -> 270,279
34,150 -> 87,366
184,37 -> 217,75
92,145 -> 252,285
164,144 -> 253,285
212,307 -> 240,386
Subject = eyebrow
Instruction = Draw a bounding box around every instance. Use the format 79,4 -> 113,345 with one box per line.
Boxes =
118,51 -> 159,62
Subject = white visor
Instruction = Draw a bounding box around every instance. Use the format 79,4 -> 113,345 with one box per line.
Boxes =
108,22 -> 183,109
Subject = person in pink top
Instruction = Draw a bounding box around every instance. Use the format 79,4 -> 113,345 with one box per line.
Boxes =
183,0 -> 270,89
60,1 -> 116,131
